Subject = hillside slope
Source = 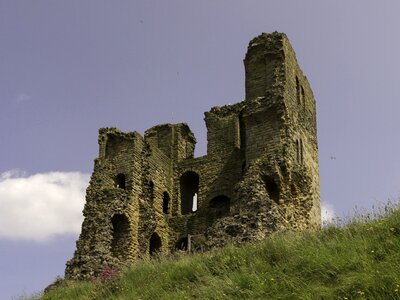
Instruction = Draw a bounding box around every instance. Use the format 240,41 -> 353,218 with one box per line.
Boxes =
43,209 -> 400,300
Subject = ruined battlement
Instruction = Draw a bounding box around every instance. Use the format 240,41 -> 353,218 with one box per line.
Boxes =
65,32 -> 321,279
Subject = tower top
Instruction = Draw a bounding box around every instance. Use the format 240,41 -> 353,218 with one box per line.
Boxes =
247,31 -> 288,49
244,31 -> 290,101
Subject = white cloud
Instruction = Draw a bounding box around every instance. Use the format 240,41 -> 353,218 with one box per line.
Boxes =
321,201 -> 336,225
0,171 -> 90,242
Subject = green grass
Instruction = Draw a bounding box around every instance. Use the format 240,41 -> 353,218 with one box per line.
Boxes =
42,208 -> 400,300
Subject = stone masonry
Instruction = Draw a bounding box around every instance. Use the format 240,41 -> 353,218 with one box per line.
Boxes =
65,32 -> 321,280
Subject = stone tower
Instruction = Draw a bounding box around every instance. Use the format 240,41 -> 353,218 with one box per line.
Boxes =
65,32 -> 320,280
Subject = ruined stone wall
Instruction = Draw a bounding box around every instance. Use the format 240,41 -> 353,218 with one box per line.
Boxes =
145,123 -> 196,162
66,128 -> 144,278
65,32 -> 321,280
281,36 -> 320,228
136,142 -> 171,257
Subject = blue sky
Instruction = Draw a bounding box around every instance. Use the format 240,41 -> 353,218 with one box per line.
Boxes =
1,1 -> 400,298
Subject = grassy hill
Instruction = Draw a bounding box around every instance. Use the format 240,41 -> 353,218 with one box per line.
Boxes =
42,208 -> 400,300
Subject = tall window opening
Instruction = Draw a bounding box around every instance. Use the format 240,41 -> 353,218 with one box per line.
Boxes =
162,192 -> 170,214
296,139 -> 304,164
300,139 -> 304,164
111,214 -> 130,261
180,171 -> 199,215
149,232 -> 162,257
209,195 -> 230,217
263,176 -> 280,203
115,173 -> 126,189
296,76 -> 301,104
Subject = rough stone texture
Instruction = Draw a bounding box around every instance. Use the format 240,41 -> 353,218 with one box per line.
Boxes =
65,32 -> 321,280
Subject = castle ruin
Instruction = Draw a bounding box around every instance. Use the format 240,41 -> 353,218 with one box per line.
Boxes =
65,32 -> 321,280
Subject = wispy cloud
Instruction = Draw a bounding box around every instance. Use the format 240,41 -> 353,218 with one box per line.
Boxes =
321,201 -> 336,224
15,93 -> 32,103
0,171 -> 89,241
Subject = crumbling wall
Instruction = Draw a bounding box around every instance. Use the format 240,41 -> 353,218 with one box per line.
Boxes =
281,35 -> 321,227
65,32 -> 321,280
66,129 -> 144,279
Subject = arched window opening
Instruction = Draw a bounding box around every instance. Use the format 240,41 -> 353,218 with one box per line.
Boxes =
263,176 -> 280,203
209,195 -> 230,217
162,192 -> 170,214
111,214 -> 130,261
149,232 -> 162,257
115,173 -> 126,189
180,171 -> 199,215
175,237 -> 188,251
